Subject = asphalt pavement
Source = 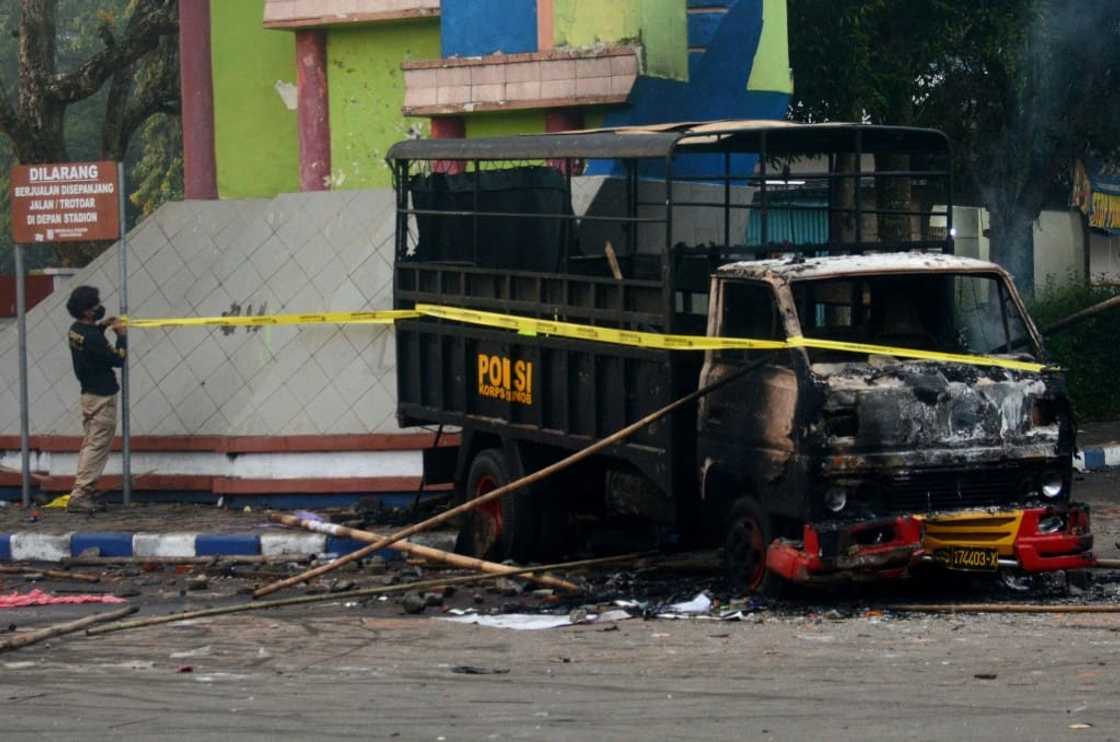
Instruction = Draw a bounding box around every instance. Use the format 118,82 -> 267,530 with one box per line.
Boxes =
0,469 -> 1116,741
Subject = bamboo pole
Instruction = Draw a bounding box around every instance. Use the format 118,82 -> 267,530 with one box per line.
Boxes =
0,566 -> 100,583
253,365 -> 755,599
1042,295 -> 1120,336
0,606 -> 138,653
268,513 -> 579,592
1092,558 -> 1120,569
888,603 -> 1120,614
88,553 -> 643,637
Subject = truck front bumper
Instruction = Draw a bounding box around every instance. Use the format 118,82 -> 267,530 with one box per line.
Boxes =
765,505 -> 1094,584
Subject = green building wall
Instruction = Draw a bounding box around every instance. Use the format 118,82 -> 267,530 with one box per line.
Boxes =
554,0 -> 687,81
210,0 -> 299,199
327,21 -> 442,190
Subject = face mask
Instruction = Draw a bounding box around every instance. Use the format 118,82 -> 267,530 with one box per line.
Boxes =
91,305 -> 106,322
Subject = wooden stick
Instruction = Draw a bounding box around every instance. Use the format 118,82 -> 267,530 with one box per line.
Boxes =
1092,558 -> 1120,569
88,552 -> 643,637
0,606 -> 138,653
888,603 -> 1120,614
604,241 -> 623,280
268,514 -> 579,592
253,365 -> 754,599
0,566 -> 100,583
1043,295 -> 1120,336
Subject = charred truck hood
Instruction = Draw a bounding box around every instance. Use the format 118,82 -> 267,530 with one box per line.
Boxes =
811,361 -> 1070,459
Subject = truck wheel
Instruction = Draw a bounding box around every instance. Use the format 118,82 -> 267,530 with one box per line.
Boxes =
724,497 -> 785,598
456,448 -> 539,562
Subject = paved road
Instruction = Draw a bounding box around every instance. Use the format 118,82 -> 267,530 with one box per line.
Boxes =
0,470 -> 1115,741
2,604 -> 1118,741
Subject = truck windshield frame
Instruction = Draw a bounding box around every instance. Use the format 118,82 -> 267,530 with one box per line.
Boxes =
790,271 -> 1040,363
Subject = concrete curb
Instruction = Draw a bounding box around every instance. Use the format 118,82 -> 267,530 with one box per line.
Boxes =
1074,444 -> 1120,472
0,531 -> 403,563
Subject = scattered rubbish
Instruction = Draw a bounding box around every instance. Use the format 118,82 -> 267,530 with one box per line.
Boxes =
176,665 -> 194,673
187,576 -> 209,591
170,646 -> 212,659
973,673 -> 998,680
653,592 -> 713,619
329,580 -> 356,593
1069,723 -> 1093,730
0,589 -> 127,609
441,614 -> 574,631
401,592 -> 427,614
243,506 -> 252,513
449,665 -> 510,675
423,592 -> 444,607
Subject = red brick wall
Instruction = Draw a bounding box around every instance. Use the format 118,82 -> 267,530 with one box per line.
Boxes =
0,275 -> 55,318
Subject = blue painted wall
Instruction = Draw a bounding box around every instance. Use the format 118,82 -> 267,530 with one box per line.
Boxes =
591,0 -> 789,179
441,0 -> 538,57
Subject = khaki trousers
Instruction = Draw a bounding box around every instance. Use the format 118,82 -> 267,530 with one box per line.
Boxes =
70,393 -> 117,500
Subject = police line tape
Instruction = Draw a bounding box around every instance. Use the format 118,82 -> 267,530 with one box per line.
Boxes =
123,304 -> 1048,373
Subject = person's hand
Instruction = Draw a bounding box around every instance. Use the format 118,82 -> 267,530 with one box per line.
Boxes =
110,319 -> 127,335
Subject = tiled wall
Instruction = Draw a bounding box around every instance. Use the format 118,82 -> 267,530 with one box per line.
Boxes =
0,191 -> 403,437
402,47 -> 639,115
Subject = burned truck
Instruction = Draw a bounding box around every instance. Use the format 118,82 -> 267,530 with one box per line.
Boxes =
386,121 -> 1093,593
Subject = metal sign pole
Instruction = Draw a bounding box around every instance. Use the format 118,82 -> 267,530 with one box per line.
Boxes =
117,163 -> 131,507
13,243 -> 31,508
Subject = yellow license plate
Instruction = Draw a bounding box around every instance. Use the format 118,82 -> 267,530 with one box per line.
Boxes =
936,547 -> 1000,571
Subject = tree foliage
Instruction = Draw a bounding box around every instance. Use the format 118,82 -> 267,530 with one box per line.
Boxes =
788,0 -> 1120,293
0,0 -> 181,269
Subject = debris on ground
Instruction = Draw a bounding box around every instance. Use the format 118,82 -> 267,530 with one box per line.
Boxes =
0,589 -> 127,608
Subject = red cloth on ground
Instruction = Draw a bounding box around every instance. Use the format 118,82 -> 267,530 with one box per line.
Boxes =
0,589 -> 126,608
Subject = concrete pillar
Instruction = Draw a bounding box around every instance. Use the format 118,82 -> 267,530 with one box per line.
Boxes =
537,0 -> 554,50
431,116 -> 466,175
296,30 -> 331,191
545,109 -> 584,173
179,0 -> 218,200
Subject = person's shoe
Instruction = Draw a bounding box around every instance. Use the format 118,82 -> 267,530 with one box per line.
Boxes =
66,496 -> 105,514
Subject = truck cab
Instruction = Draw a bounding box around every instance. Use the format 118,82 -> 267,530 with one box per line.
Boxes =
700,254 -> 1092,591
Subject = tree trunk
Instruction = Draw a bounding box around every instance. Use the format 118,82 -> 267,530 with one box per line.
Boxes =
987,205 -> 1035,297
875,152 -> 912,244
831,153 -> 859,245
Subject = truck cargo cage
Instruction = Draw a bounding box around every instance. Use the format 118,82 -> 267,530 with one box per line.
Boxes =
387,121 -> 954,336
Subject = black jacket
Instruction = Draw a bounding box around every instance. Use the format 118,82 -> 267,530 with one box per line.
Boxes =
68,322 -> 127,396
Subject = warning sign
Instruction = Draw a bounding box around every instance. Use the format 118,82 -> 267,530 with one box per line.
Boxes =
10,161 -> 119,244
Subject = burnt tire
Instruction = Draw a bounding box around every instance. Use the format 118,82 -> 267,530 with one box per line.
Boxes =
454,448 -> 540,563
723,497 -> 786,598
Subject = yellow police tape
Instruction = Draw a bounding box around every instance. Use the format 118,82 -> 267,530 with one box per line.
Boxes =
125,304 -> 1048,373
123,309 -> 418,329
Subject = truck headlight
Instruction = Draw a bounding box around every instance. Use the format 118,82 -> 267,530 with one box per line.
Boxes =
1041,472 -> 1064,498
824,487 -> 848,513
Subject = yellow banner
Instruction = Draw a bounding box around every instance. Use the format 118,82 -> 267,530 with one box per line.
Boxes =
125,304 -> 1048,373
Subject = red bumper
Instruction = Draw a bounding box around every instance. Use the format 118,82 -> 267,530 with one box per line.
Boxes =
1013,506 -> 1095,572
766,517 -> 924,584
766,505 -> 1095,584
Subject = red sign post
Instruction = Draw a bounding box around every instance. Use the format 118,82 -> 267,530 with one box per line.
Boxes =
10,161 -> 120,243
9,160 -> 127,508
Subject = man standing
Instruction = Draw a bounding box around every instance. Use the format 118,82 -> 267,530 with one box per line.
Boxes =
65,285 -> 127,513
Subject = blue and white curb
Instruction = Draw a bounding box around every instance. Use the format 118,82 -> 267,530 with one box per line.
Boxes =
0,531 -> 401,563
1074,444 -> 1120,472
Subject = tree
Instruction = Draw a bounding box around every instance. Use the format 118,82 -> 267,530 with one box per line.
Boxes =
0,0 -> 180,267
788,0 -> 1120,293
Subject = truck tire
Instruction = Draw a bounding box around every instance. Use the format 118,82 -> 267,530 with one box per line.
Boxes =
455,448 -> 539,562
723,497 -> 786,598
